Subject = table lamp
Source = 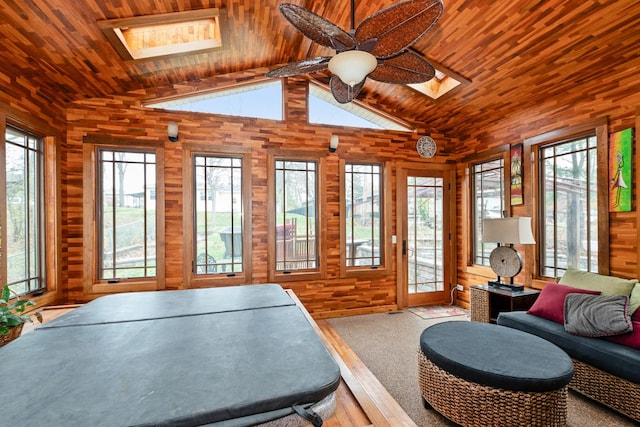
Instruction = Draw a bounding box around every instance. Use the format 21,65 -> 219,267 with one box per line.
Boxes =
482,217 -> 535,291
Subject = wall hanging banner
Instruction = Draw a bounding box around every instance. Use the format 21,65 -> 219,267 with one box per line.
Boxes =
609,128 -> 633,212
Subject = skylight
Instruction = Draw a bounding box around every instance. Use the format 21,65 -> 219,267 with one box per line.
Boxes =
407,58 -> 469,100
308,84 -> 412,132
98,9 -> 226,61
145,81 -> 283,121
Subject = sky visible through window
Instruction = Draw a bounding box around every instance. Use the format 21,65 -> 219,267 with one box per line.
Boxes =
148,81 -> 409,131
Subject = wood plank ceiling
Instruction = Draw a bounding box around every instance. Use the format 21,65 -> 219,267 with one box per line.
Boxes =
1,0 -> 639,139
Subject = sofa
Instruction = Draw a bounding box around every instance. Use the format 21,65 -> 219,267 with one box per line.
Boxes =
497,267 -> 640,422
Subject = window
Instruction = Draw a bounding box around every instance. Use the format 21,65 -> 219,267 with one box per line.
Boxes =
193,154 -> 244,275
84,139 -> 165,293
146,81 -> 283,121
274,159 -> 318,272
98,149 -> 157,280
539,134 -> 598,277
344,163 -> 383,267
308,83 -> 412,131
3,126 -> 45,295
267,151 -> 325,282
472,158 -> 504,266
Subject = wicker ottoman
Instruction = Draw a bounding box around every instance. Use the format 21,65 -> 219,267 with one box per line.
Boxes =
419,321 -> 573,427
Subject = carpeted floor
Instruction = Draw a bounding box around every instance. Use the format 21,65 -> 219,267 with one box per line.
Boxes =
327,310 -> 637,427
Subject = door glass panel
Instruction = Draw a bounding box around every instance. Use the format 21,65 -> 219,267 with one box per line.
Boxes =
407,176 -> 444,294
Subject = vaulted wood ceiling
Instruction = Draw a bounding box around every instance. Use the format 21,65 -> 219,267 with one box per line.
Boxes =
1,0 -> 639,138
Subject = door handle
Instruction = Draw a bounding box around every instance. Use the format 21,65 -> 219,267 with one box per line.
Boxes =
402,240 -> 407,255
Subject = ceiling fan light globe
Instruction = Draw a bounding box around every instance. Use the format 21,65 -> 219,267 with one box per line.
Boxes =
328,50 -> 377,86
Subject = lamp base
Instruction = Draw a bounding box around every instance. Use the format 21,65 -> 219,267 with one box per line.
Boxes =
488,280 -> 524,292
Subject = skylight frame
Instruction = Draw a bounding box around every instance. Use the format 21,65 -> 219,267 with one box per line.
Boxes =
98,8 -> 228,61
407,56 -> 470,100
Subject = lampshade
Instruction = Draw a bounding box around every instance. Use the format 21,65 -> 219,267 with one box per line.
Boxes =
482,217 -> 535,245
329,134 -> 339,153
167,121 -> 179,142
328,50 -> 377,86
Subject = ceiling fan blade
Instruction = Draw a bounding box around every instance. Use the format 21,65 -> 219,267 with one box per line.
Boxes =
355,0 -> 443,58
279,3 -> 356,51
266,57 -> 331,78
330,76 -> 365,104
368,51 -> 435,84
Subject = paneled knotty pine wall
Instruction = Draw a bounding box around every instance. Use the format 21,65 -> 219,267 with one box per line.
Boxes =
64,74 -> 458,316
454,84 -> 640,309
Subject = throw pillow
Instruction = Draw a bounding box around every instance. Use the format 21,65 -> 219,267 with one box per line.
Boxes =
527,282 -> 600,324
606,321 -> 640,349
558,266 -> 636,296
564,294 -> 632,337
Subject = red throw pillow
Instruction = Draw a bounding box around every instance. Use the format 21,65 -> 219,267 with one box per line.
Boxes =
633,309 -> 640,322
606,321 -> 640,349
527,282 -> 600,324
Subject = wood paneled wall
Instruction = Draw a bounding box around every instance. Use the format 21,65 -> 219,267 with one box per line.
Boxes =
63,73 -> 457,315
3,64 -> 639,314
454,88 -> 640,308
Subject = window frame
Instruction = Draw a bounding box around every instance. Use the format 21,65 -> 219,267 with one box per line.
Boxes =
2,125 -> 46,296
470,156 -> 507,267
462,146 -> 510,276
267,149 -> 326,283
339,156 -> 391,278
526,118 -> 609,286
83,137 -> 165,294
182,143 -> 252,287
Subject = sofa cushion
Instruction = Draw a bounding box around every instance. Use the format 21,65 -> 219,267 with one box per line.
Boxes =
606,321 -> 640,349
559,267 -> 637,296
563,294 -> 632,337
497,311 -> 640,384
527,282 -> 600,324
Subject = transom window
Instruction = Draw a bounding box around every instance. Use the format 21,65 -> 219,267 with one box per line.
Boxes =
193,154 -> 243,275
98,149 -> 157,280
472,158 -> 504,266
344,163 -> 383,267
4,126 -> 45,296
539,134 -> 598,278
274,159 -> 318,272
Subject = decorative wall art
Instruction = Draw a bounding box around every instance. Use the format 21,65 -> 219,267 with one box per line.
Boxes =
609,128 -> 633,212
510,144 -> 523,206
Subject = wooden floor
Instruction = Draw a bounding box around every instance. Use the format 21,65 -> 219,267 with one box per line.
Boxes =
22,298 -> 416,427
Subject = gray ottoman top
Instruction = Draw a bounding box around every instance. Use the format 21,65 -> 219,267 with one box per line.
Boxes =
420,321 -> 573,392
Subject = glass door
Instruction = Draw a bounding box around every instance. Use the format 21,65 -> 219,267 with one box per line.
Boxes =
398,167 -> 452,307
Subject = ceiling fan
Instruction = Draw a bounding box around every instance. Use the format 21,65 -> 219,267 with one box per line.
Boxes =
266,0 -> 444,103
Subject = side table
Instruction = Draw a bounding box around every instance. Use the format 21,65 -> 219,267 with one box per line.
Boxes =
470,284 -> 539,323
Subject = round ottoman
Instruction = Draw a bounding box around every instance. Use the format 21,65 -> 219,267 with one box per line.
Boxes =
418,321 -> 573,427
